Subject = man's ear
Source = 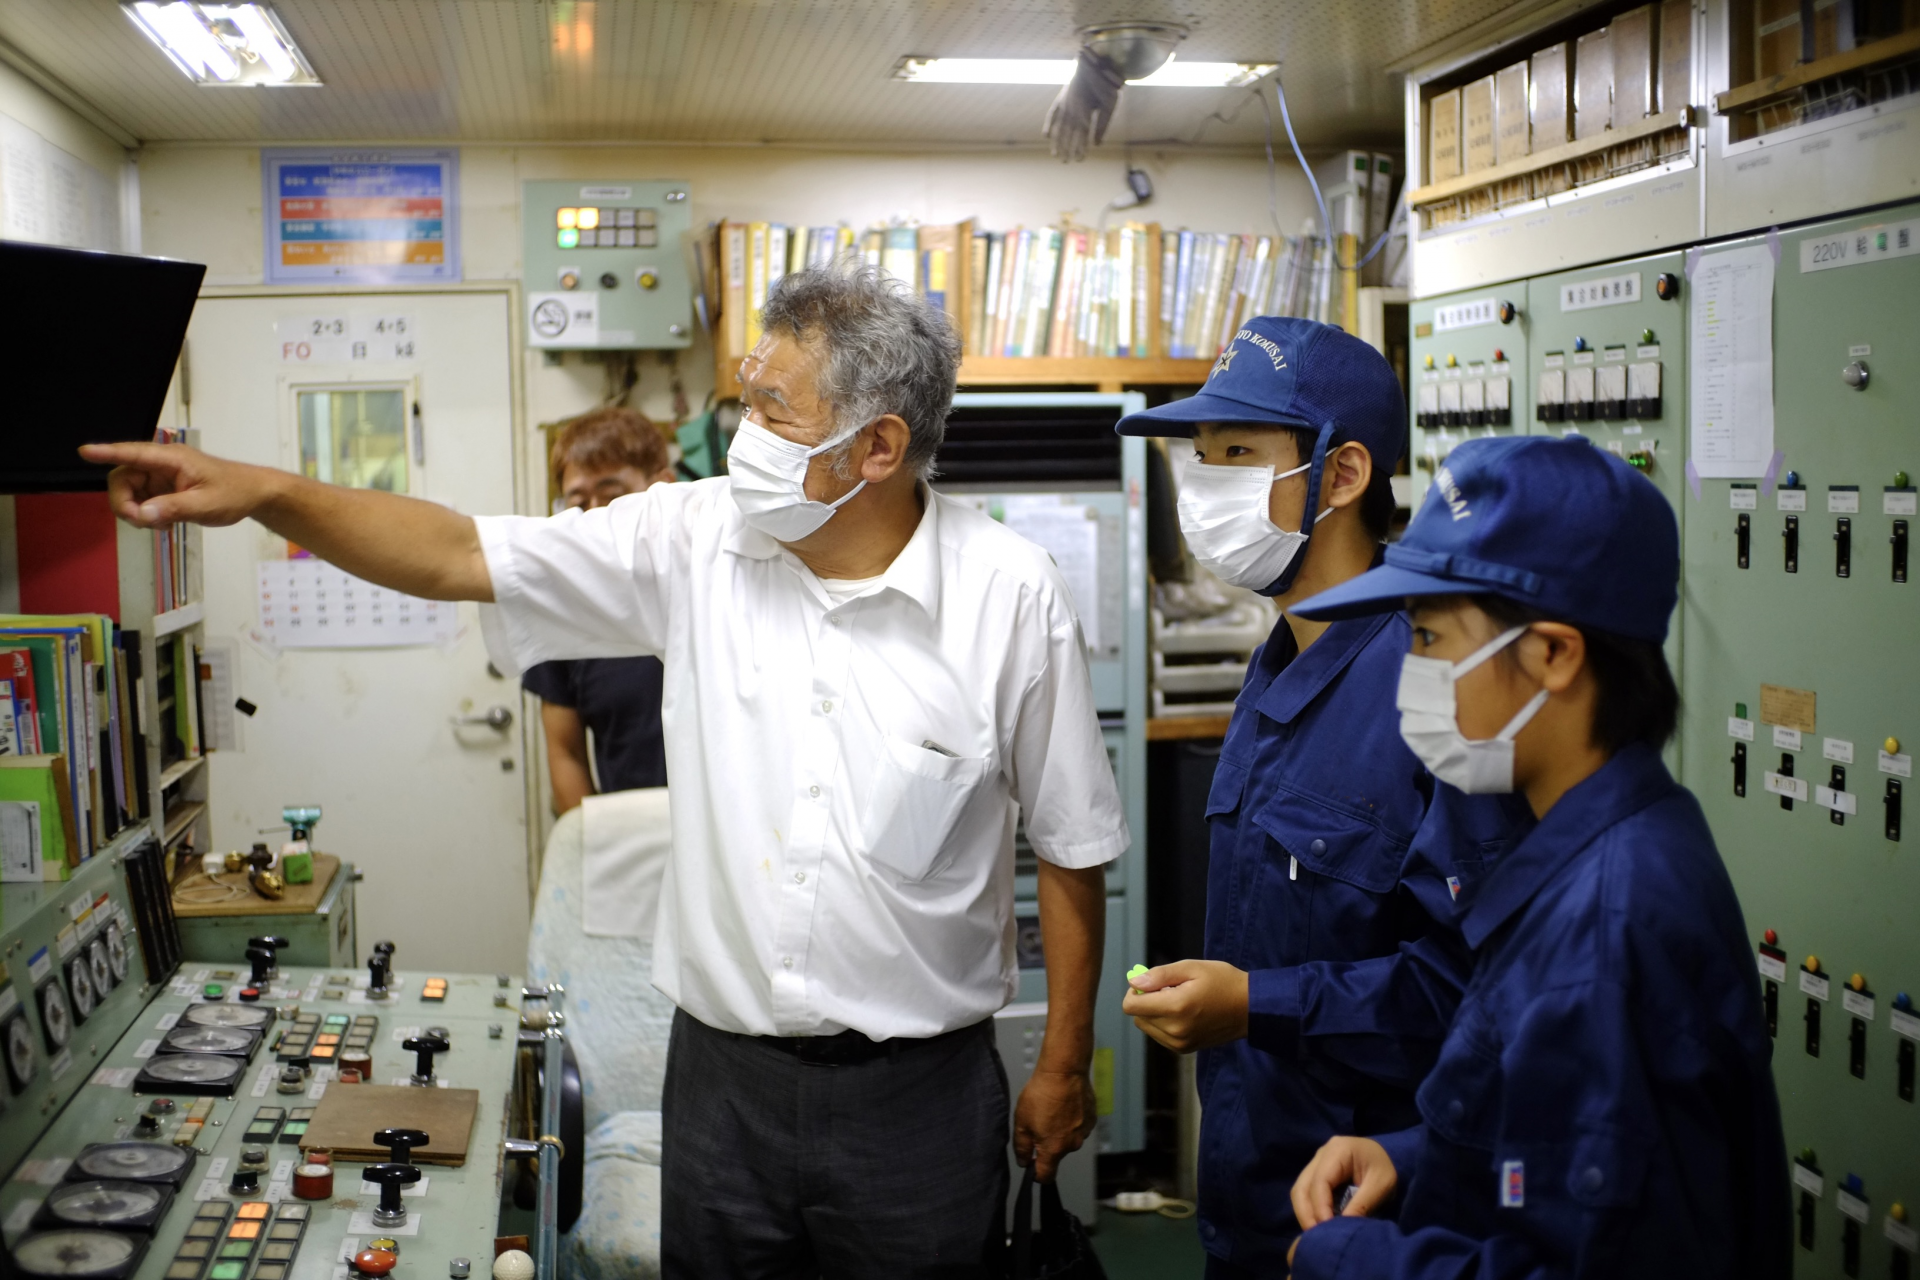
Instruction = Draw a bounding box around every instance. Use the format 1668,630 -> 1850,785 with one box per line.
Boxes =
1324,441 -> 1373,510
860,415 -> 913,484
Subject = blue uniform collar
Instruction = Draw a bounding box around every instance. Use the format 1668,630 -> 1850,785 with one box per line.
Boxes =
1458,744 -> 1678,949
1254,612 -> 1394,726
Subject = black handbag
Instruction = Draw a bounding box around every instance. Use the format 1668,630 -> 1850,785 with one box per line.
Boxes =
1008,1165 -> 1108,1280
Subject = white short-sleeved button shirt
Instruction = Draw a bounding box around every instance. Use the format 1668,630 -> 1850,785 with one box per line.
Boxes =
476,478 -> 1128,1039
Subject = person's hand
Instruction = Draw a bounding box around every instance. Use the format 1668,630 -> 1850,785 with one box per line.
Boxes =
1121,960 -> 1249,1053
1013,1067 -> 1096,1182
79,442 -> 274,529
1291,1136 -> 1398,1232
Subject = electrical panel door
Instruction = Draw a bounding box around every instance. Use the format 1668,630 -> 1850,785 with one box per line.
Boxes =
1407,289 -> 1530,492
1678,202 -> 1920,1280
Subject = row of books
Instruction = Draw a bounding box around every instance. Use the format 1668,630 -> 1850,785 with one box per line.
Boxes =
705,218 -> 1345,364
0,614 -> 166,879
154,426 -> 192,612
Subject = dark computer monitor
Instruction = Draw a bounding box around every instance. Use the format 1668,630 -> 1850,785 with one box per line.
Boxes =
1,241 -> 205,492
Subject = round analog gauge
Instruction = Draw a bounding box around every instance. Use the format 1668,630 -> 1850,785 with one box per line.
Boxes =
73,1142 -> 191,1183
103,923 -> 129,984
66,962 -> 95,1023
162,1026 -> 252,1056
141,1054 -> 240,1087
14,1229 -> 140,1277
4,1011 -> 36,1090
38,981 -> 72,1051
87,940 -> 113,996
45,1181 -> 166,1227
181,1003 -> 270,1030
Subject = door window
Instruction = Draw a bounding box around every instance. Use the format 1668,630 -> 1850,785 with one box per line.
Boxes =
298,387 -> 409,491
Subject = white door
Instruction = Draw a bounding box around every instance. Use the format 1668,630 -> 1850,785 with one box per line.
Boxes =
184,291 -> 529,974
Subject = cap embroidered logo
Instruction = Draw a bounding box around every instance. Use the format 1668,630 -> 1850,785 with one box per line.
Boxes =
1434,465 -> 1473,521
1210,345 -> 1238,379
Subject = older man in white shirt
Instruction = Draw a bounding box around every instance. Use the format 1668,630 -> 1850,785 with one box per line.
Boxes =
86,262 -> 1127,1278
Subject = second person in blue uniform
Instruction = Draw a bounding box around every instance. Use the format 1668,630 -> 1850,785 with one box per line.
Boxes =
1115,319 -> 1528,1276
1286,434 -> 1789,1279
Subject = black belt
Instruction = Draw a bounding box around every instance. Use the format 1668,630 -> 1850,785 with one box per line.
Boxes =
733,1018 -> 985,1066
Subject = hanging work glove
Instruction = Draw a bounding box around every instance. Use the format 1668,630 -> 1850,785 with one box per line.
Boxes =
1043,46 -> 1127,162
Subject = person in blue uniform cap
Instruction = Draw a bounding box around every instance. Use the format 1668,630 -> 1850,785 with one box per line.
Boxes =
1285,433 -> 1789,1279
1114,317 -> 1531,1277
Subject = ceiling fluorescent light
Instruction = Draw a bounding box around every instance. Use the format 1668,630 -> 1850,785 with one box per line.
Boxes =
894,55 -> 1275,89
123,3 -> 320,86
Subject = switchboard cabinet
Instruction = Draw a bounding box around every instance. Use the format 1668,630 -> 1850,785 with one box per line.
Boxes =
1678,203 -> 1920,1280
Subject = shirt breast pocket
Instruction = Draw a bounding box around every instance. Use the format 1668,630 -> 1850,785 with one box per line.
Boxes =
860,735 -> 994,882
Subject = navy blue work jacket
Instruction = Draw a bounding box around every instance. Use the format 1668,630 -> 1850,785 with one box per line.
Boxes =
1196,612 -> 1526,1271
1292,745 -> 1790,1280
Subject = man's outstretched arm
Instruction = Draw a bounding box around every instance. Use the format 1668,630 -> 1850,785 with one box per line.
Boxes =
82,443 -> 492,602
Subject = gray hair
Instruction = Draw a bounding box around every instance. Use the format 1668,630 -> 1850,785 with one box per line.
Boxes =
759,258 -> 961,481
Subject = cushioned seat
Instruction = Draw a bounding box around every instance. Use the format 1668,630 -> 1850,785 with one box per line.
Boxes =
527,795 -> 678,1279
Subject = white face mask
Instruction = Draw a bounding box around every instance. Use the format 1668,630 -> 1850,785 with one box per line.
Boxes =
1176,460 -> 1332,591
1397,625 -> 1551,794
727,417 -> 868,543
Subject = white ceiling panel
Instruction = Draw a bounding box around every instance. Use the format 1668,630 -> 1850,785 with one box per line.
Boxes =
0,0 -> 1518,148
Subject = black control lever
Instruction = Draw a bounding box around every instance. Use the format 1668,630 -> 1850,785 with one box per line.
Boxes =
363,1161 -> 422,1227
246,935 -> 291,982
368,952 -> 391,999
246,947 -> 276,987
402,1034 -> 449,1085
373,1127 -> 431,1165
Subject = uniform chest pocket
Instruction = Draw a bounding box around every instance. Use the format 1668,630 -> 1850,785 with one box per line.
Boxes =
860,735 -> 994,882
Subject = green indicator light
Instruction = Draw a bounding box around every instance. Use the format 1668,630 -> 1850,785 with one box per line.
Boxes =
557,228 -> 579,249
1877,232 -> 1888,251
212,1262 -> 248,1279
203,983 -> 224,999
1736,702 -> 1747,719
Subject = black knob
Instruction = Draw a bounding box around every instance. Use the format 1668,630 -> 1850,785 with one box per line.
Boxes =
403,1034 -> 449,1084
599,271 -> 618,290
135,1112 -> 160,1136
229,1167 -> 260,1196
246,947 -> 275,986
373,941 -> 396,959
1654,272 -> 1681,301
363,1162 -> 422,1221
248,935 -> 291,953
1497,299 -> 1519,324
373,1127 -> 431,1164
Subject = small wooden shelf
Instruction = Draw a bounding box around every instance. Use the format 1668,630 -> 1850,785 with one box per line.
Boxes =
958,356 -> 1216,389
153,600 -> 204,638
1716,28 -> 1920,115
163,800 -> 207,846
158,756 -> 206,791
1407,109 -> 1693,210
715,354 -> 1216,398
1147,714 -> 1233,742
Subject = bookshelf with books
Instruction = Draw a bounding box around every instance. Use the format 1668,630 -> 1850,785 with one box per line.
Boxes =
704,217 -> 1360,396
1,430 -> 212,884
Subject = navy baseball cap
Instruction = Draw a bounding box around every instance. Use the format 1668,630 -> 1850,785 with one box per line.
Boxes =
1292,434 -> 1679,644
1115,316 -> 1407,472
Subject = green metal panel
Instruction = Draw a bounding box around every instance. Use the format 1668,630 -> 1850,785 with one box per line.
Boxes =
521,179 -> 694,350
176,863 -> 356,970
1679,203 -> 1920,1279
1407,287 -> 1530,494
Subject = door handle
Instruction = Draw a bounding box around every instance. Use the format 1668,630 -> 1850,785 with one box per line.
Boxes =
451,705 -> 514,732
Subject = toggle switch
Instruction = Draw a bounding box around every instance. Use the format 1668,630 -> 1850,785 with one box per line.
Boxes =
368,942 -> 396,1000
1836,517 -> 1852,578
1848,974 -> 1871,1079
403,1035 -> 449,1086
1733,740 -> 1749,797
1798,1150 -> 1821,1251
1890,779 -> 1904,843
1760,929 -> 1784,1037
1806,955 -> 1824,1057
229,1167 -> 260,1196
364,1163 -> 422,1228
1785,516 -> 1801,574
1737,513 -> 1751,570
1894,519 -> 1909,583
1780,753 -> 1798,812
1897,993 -> 1915,1103
1831,764 -> 1848,825
374,1127 -> 431,1165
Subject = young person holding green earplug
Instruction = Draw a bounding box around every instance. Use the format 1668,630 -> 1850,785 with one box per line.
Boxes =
1283,434 -> 1789,1279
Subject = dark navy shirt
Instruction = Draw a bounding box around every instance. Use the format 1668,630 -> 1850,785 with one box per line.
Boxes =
1197,612 -> 1527,1271
1292,745 -> 1790,1280
522,656 -> 668,792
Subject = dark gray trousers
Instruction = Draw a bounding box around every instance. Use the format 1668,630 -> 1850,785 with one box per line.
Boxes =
660,1009 -> 1011,1280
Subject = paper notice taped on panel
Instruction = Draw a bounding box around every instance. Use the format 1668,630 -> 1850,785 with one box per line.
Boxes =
1689,244 -> 1775,478
256,560 -> 458,649
987,497 -> 1103,652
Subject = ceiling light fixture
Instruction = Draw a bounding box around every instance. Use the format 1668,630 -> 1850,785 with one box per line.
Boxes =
894,55 -> 1274,89
122,3 -> 320,86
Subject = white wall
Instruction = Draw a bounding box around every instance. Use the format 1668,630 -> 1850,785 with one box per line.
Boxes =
138,143 -> 1315,508
0,61 -> 134,251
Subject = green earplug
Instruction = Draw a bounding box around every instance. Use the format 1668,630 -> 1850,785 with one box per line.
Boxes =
1126,963 -> 1150,987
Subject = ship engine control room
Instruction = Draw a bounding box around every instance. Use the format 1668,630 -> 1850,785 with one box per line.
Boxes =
0,2 -> 1915,1278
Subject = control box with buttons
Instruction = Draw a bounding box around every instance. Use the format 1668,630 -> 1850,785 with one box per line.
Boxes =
522,179 -> 694,351
1407,291 -> 1528,483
